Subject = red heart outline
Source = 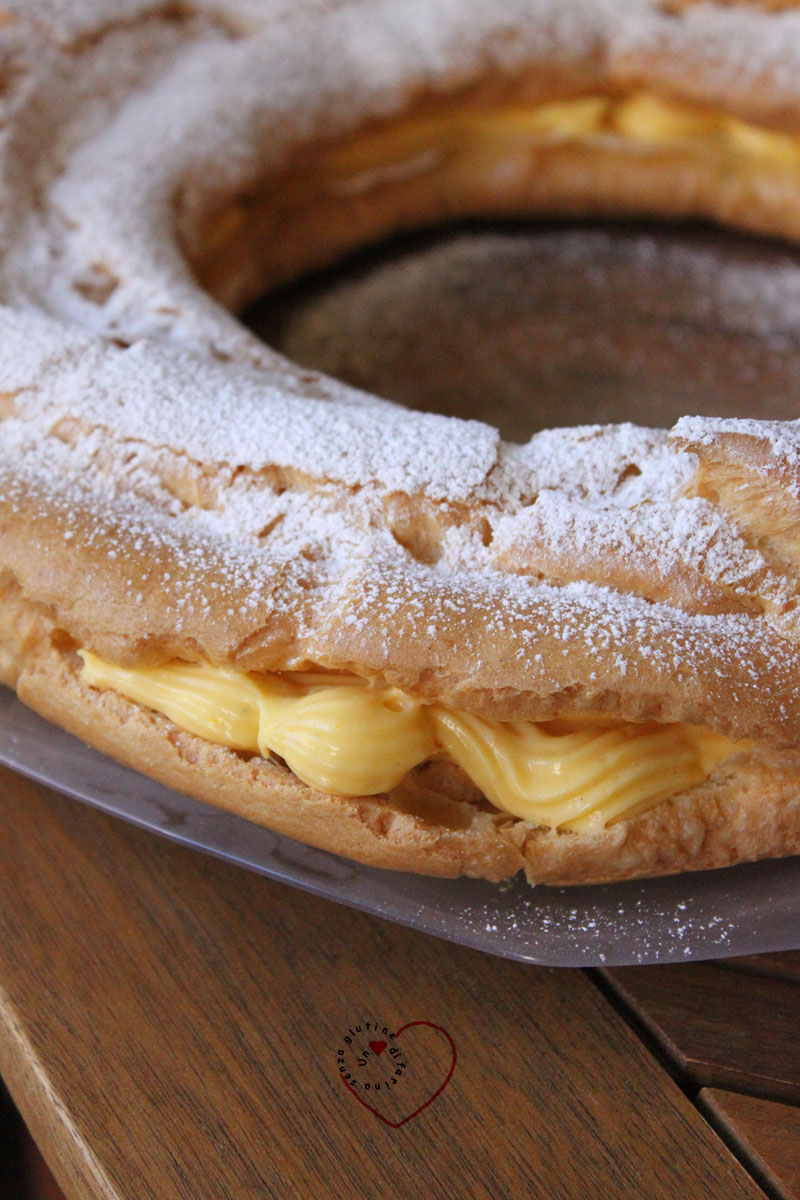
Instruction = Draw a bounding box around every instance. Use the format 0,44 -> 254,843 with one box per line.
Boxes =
340,1021 -> 456,1127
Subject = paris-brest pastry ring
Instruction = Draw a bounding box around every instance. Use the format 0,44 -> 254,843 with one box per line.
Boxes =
2,0 -> 800,886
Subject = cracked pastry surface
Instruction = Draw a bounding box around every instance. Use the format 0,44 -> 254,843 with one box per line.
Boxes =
2,0 -> 800,883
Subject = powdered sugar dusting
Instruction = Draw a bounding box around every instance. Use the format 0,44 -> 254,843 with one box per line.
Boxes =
675,414 -> 800,475
2,320 -> 501,498
1,0 -> 800,746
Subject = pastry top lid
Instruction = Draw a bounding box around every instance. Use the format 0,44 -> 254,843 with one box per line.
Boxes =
2,0 -> 800,745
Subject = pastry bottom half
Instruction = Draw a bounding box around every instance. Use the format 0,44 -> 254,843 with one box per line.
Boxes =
3,581 -> 799,886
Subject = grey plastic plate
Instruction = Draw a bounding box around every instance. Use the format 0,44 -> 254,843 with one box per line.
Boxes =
1,684 -> 798,967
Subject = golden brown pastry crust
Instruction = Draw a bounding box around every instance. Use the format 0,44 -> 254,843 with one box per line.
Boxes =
3,0 -> 800,884
4,578 -> 800,886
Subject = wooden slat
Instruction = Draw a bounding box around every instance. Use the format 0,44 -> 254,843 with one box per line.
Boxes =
25,1134 -> 68,1200
604,964 -> 800,1103
0,768 -> 765,1200
700,1090 -> 800,1200
719,954 -> 800,985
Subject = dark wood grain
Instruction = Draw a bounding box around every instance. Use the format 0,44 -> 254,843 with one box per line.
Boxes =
0,767 -> 766,1200
719,954 -> 800,985
25,1134 -> 68,1200
603,964 -> 800,1104
699,1090 -> 800,1200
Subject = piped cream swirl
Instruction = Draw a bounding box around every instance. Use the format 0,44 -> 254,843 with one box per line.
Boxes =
79,652 -> 742,833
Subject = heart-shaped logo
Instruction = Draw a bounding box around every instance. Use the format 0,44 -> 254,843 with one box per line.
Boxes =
338,1021 -> 456,1127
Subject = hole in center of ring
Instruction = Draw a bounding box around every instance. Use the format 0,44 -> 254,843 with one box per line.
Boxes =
245,219 -> 800,443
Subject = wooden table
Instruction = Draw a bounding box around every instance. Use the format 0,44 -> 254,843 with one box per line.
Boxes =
0,765 -> 798,1200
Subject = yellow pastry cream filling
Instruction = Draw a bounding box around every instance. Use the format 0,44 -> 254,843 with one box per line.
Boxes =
318,92 -> 800,191
78,652 -> 743,835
